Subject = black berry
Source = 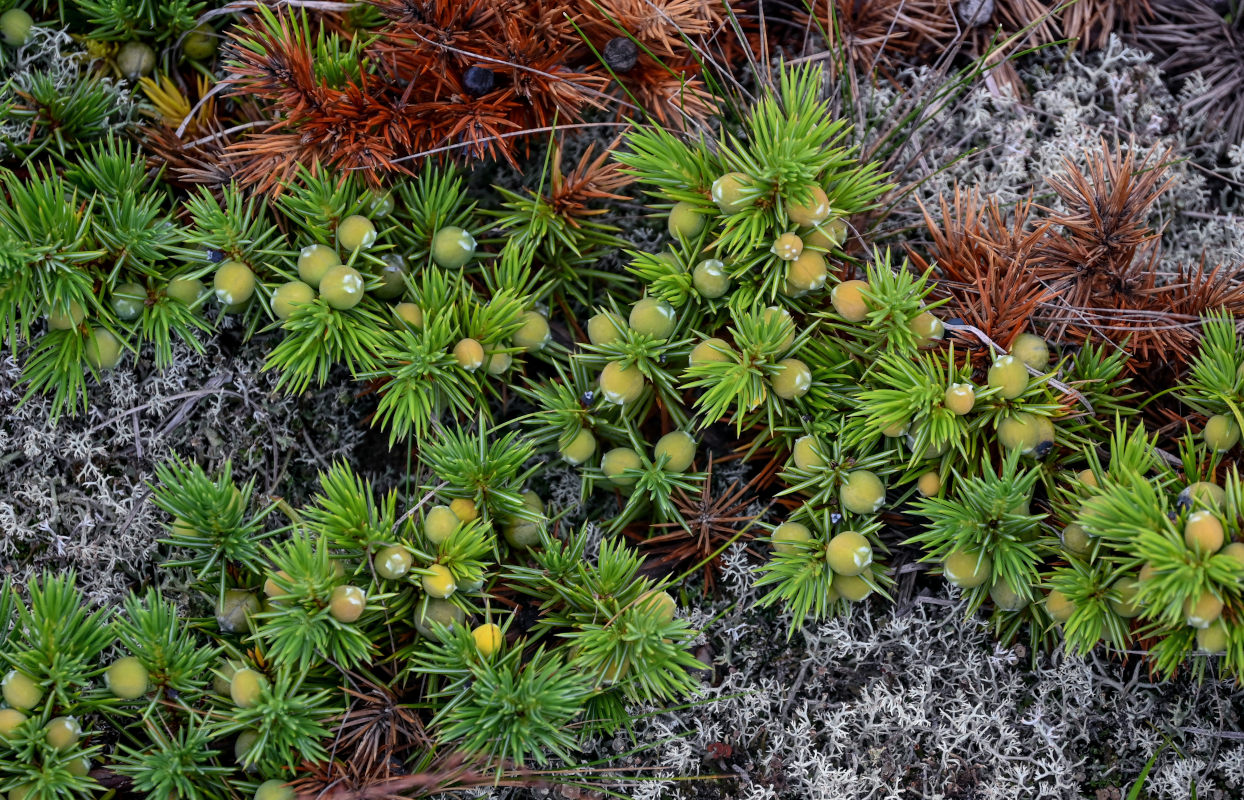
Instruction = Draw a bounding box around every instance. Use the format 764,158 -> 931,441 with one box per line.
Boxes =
463,66 -> 495,96
603,37 -> 638,73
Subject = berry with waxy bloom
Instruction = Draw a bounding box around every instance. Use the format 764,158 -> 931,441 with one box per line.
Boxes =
337,215 -> 376,250
830,280 -> 870,322
431,226 -> 477,267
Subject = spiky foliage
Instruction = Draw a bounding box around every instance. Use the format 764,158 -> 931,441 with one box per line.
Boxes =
1137,0 -> 1244,146
0,138 -> 209,415
162,0 -> 723,192
639,455 -> 773,589
71,0 -> 206,43
152,456 -> 276,588
913,142 -> 1244,380
909,189 -> 1054,369
798,0 -> 957,76
908,450 -> 1053,615
618,62 -> 892,305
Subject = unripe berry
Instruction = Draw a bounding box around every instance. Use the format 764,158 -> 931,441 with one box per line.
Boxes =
1046,589 -> 1075,623
1077,468 -> 1099,489
639,590 -> 676,624
230,668 -> 266,708
1,670 -> 42,710
337,214 -> 376,250
374,545 -> 413,579
600,360 -> 645,404
834,573 -> 874,602
1185,591 -> 1224,629
319,265 -> 365,310
271,280 -> 315,320
689,337 -> 734,365
329,585 -> 366,623
654,431 -> 696,472
393,302 -> 423,329
424,505 -> 459,545
771,522 -> 812,555
105,656 -> 149,700
692,259 -> 731,298
1109,577 -> 1141,618
943,550 -> 991,588
263,570 -> 290,598
85,328 -> 123,370
1010,333 -> 1050,370
0,709 -> 26,740
944,383 -> 975,415
908,311 -> 944,346
414,597 -> 466,637
792,435 -> 825,470
987,355 -> 1028,399
166,277 -> 206,306
235,728 -> 260,763
183,23 -> 217,60
587,311 -> 626,345
1,8 -> 34,46
111,282 -> 146,320
472,623 -> 503,657
807,217 -> 848,249
711,172 -> 755,214
422,564 -> 457,598
450,497 -> 479,522
500,491 -> 545,550
840,470 -> 884,514
881,419 -> 909,438
1185,510 -> 1225,554
486,351 -> 512,376
997,412 -> 1051,455
601,447 -> 642,487
770,232 -> 804,261
117,41 -> 155,79
1179,481 -> 1226,510
298,244 -> 340,288
783,250 -> 827,294
771,358 -> 812,400
989,579 -> 1028,611
453,338 -> 485,371
1222,541 -> 1244,567
1196,620 -> 1230,653
48,299 -> 85,330
668,201 -> 706,238
916,471 -> 941,497
44,716 -> 80,750
1061,523 -> 1092,557
214,261 -> 256,307
255,779 -> 295,800
513,311 -> 551,351
215,589 -> 259,634
561,428 -> 597,465
762,306 -> 796,352
1203,414 -> 1241,451
826,531 -> 872,576
373,255 -> 406,299
830,280 -> 870,322
431,226 -> 477,267
786,185 -> 831,227
629,297 -> 677,339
